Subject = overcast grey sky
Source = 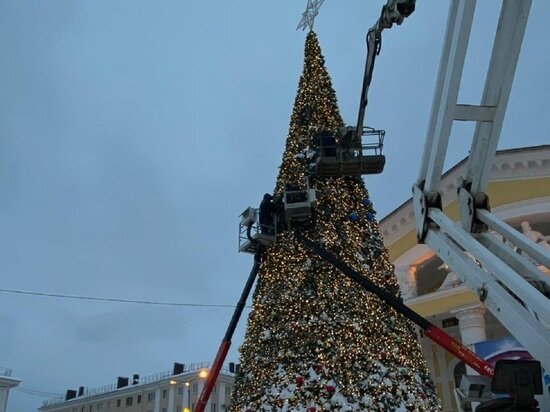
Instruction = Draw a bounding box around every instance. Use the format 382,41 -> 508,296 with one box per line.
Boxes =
1,1 -> 549,410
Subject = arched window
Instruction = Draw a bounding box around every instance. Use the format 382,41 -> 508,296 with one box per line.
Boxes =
414,255 -> 448,295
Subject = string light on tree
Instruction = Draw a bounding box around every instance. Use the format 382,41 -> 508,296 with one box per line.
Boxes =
230,32 -> 441,411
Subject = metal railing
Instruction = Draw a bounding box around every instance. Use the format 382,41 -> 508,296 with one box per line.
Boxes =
317,127 -> 385,157
0,367 -> 13,377
360,127 -> 385,155
238,208 -> 276,252
42,397 -> 65,407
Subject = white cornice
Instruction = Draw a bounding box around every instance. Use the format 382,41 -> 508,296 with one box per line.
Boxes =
0,376 -> 21,388
405,285 -> 473,306
380,145 -> 550,246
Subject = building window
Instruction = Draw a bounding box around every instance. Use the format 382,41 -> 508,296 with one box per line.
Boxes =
177,405 -> 181,411
213,384 -> 217,394
454,362 -> 466,388
162,408 -> 167,412
163,389 -> 167,399
126,397 -> 133,406
442,316 -> 459,328
225,386 -> 231,396
211,403 -> 217,412
177,387 -> 183,396
116,399 -> 121,408
96,403 -> 103,411
106,401 -> 111,410
137,395 -> 141,404
192,383 -> 198,394
414,255 -> 449,295
147,392 -> 156,403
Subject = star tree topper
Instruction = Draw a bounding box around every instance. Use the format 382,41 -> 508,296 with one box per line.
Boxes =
297,0 -> 325,31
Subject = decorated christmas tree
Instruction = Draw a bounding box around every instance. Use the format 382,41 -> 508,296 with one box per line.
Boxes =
230,31 -> 441,411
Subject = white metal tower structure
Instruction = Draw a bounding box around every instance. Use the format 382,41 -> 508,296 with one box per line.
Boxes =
413,0 -> 550,371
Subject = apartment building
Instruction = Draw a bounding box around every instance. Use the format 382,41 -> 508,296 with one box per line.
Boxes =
39,362 -> 235,412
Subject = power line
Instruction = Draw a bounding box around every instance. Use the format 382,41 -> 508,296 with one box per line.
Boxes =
0,288 -> 238,308
14,387 -> 63,398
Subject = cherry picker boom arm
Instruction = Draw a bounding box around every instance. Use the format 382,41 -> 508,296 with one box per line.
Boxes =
296,233 -> 495,378
195,253 -> 263,412
348,0 -> 416,148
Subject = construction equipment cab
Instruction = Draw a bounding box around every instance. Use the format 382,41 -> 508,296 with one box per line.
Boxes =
309,127 -> 385,177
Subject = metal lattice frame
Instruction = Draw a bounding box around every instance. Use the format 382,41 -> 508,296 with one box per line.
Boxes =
297,0 -> 325,31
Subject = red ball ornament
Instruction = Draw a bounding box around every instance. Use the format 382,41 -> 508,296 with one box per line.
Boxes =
380,351 -> 387,360
325,385 -> 335,393
420,393 -> 427,400
307,408 -> 317,412
295,375 -> 304,386
314,364 -> 323,373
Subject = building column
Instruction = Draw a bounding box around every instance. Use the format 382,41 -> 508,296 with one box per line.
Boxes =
395,265 -> 417,300
168,385 -> 175,412
0,375 -> 21,412
452,304 -> 487,374
197,380 -> 211,412
218,383 -> 225,411
154,387 -> 161,412
183,382 -> 190,411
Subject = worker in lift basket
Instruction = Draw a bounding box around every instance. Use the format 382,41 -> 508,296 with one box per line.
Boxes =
259,193 -> 275,235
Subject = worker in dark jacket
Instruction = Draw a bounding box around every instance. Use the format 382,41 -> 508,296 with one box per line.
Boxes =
319,130 -> 337,157
259,193 -> 275,234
